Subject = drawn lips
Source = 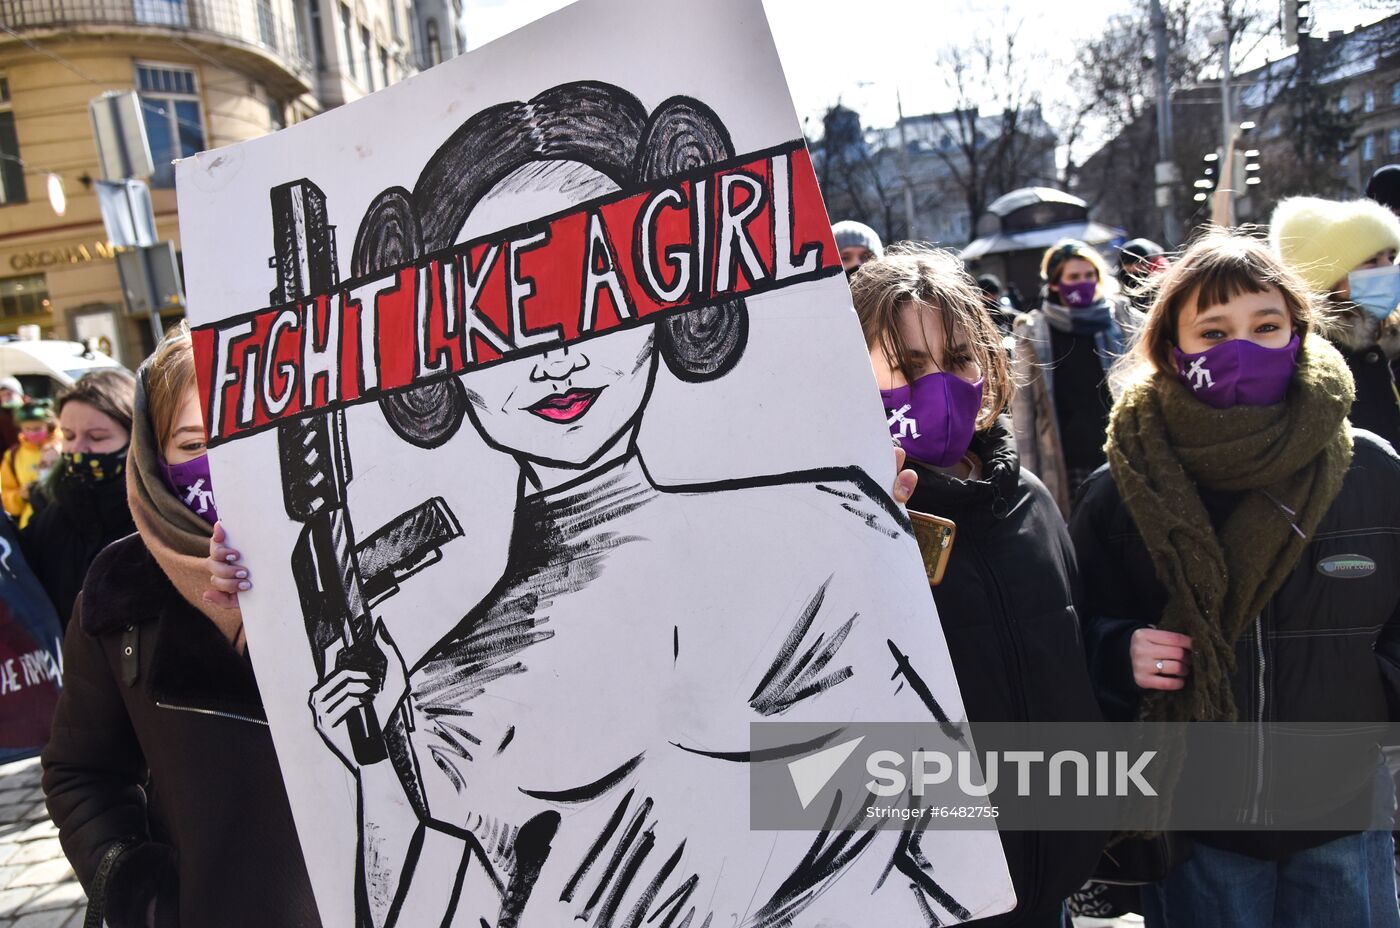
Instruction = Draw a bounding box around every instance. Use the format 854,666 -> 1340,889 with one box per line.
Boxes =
526,388 -> 603,423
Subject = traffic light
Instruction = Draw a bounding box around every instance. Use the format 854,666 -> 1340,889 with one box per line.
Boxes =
1192,150 -> 1220,202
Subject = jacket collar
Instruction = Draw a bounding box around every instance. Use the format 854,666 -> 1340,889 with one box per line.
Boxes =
905,415 -> 1022,531
1327,307 -> 1384,354
81,536 -> 266,721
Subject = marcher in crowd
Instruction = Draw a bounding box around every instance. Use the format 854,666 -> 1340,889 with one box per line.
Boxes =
855,243 -> 1105,927
1118,238 -> 1167,313
0,375 -> 25,452
976,273 -> 1018,334
42,326 -> 320,928
1270,196 -> 1400,450
1010,239 -> 1138,515
1369,164 -> 1400,217
1004,281 -> 1026,314
2,402 -> 59,528
1072,231 -> 1400,927
832,219 -> 884,277
20,369 -> 136,626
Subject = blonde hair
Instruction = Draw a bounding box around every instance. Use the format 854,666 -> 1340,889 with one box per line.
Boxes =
146,321 -> 198,452
1113,229 -> 1318,388
849,242 -> 1013,430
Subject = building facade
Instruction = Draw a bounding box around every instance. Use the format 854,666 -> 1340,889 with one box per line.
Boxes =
0,0 -> 420,365
1074,12 -> 1400,245
410,0 -> 465,72
812,104 -> 1058,251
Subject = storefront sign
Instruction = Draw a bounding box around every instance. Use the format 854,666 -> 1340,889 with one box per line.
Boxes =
7,241 -> 115,272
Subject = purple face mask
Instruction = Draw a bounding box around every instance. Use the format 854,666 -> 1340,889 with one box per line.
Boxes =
1174,334 -> 1301,409
1057,280 -> 1098,307
160,453 -> 219,525
880,372 -> 985,468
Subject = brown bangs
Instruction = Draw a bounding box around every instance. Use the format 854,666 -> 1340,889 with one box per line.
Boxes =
1112,229 -> 1319,387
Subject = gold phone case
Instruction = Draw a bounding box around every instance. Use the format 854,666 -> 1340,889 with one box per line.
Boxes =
908,509 -> 957,586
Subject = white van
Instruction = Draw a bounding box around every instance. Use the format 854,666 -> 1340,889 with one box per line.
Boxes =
0,336 -> 126,402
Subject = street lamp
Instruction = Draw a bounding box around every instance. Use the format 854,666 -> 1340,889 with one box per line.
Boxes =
46,173 -> 65,217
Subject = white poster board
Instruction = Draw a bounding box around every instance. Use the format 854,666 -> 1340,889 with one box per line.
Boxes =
176,0 -> 1014,923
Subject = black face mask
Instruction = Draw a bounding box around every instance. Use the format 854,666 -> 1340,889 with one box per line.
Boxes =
59,448 -> 128,488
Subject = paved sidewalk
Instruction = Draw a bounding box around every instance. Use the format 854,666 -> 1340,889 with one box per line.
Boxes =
0,759 -> 85,928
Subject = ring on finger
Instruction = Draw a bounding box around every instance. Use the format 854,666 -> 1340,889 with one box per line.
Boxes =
1155,660 -> 1165,672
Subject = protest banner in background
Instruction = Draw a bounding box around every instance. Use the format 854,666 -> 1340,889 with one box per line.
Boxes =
0,515 -> 62,764
177,0 -> 1014,923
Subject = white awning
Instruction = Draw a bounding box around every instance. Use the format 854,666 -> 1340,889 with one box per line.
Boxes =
960,221 -> 1126,261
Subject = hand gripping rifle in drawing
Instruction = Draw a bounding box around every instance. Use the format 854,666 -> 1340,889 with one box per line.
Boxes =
269,179 -> 463,768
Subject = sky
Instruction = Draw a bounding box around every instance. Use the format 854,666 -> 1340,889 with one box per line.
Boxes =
461,0 -> 1389,139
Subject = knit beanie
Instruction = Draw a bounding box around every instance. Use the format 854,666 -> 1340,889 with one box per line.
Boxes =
1120,238 -> 1164,263
1269,196 -> 1400,293
1368,165 -> 1400,214
15,402 -> 52,424
831,220 -> 884,258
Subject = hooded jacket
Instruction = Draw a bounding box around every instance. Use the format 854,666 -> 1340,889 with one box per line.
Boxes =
1326,307 -> 1400,451
906,418 -> 1106,925
1070,431 -> 1400,859
40,368 -> 319,928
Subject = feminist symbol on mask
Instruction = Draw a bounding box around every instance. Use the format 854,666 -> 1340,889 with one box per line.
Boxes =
184,479 -> 215,515
1184,357 -> 1214,392
888,404 -> 921,440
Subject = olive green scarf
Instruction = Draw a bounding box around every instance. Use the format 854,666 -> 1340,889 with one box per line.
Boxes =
1105,337 -> 1355,723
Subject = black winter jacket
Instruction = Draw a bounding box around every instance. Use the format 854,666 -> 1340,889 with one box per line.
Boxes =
908,418 -> 1106,926
1071,432 -> 1400,858
21,476 -> 134,627
41,535 -> 320,928
1338,343 -> 1400,452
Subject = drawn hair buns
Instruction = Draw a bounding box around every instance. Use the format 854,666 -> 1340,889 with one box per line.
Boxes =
351,80 -> 750,446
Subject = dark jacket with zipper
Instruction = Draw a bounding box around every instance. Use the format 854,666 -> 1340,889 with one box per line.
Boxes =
1070,431 -> 1400,859
908,418 -> 1107,926
1338,343 -> 1400,452
41,534 -> 320,928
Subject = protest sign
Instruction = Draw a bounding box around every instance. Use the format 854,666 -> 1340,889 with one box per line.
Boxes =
0,516 -> 62,764
177,0 -> 1014,923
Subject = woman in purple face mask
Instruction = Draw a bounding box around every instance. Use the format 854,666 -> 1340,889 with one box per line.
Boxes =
41,325 -> 320,928
1010,240 -> 1140,516
1071,232 -> 1400,928
853,244 -> 1106,928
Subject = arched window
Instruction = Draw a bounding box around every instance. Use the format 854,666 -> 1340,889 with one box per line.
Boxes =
426,18 -> 441,68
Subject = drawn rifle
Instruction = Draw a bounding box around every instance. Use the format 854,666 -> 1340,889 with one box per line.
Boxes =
269,179 -> 463,768
266,179 -> 386,765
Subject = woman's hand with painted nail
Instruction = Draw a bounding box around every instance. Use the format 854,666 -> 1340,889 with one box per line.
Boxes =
205,521 -> 251,608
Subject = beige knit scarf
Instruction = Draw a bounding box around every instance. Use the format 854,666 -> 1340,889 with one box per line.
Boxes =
127,370 -> 246,652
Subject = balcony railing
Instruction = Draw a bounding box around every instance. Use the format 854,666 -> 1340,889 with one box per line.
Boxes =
2,0 -> 313,86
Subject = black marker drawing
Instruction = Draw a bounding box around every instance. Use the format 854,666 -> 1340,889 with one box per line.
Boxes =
233,75 -> 1004,927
